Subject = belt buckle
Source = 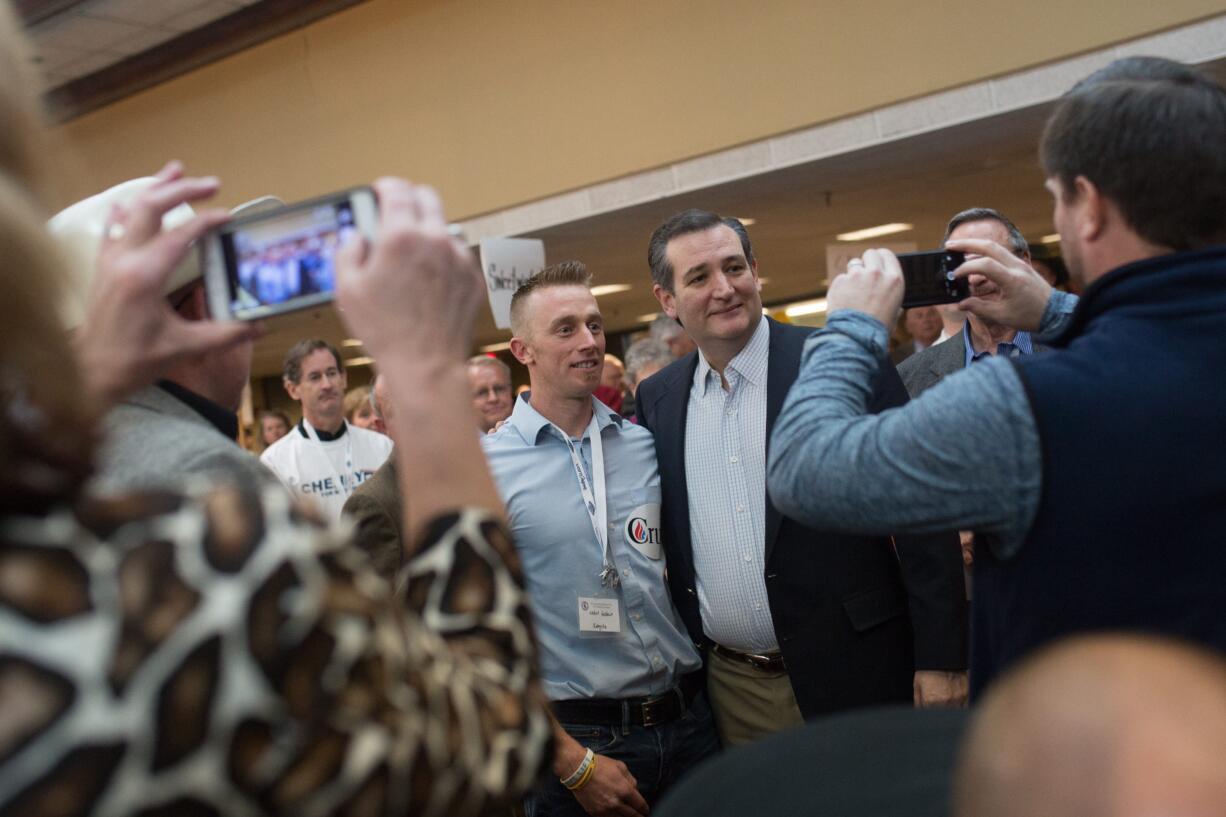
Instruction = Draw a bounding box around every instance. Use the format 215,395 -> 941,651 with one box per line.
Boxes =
640,697 -> 661,727
745,651 -> 782,672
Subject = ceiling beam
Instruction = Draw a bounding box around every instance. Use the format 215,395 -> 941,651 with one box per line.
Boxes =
16,0 -> 87,26
43,0 -> 371,123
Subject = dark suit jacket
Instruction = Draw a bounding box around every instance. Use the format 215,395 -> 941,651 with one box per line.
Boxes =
342,456 -> 404,578
637,318 -> 967,719
897,331 -> 1047,397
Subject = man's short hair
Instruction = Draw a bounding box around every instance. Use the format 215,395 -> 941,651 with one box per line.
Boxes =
942,208 -> 1029,258
648,209 -> 756,294
466,354 -> 512,379
283,339 -> 343,384
509,261 -> 592,337
1040,56 -> 1226,251
624,337 -> 672,385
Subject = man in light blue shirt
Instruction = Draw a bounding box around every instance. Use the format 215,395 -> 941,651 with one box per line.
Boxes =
483,262 -> 715,817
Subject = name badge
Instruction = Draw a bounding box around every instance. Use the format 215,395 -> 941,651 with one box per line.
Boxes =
578,596 -> 622,633
624,503 -> 663,560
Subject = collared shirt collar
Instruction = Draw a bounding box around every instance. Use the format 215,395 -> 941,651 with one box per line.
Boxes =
962,321 -> 1034,367
509,391 -> 624,445
297,418 -> 349,441
156,379 -> 238,440
693,316 -> 770,396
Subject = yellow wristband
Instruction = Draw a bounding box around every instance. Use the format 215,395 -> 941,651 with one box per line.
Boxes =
569,756 -> 597,791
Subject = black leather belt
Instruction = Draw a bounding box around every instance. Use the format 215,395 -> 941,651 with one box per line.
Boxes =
551,672 -> 703,727
711,642 -> 787,673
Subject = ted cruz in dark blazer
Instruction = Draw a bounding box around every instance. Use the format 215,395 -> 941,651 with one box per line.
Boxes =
637,317 -> 968,719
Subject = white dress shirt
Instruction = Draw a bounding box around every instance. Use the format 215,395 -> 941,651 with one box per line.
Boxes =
684,317 -> 778,652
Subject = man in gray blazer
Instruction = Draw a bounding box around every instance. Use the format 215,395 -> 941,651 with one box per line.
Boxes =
899,208 -> 1045,397
52,178 -> 285,495
91,281 -> 276,495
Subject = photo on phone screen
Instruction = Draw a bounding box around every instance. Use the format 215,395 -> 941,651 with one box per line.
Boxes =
203,187 -> 376,320
899,249 -> 969,309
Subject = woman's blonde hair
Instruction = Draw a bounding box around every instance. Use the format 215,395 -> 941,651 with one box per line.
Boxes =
0,5 -> 95,512
343,385 -> 372,422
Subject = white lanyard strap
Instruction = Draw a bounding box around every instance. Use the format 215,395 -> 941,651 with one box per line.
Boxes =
302,418 -> 356,498
553,413 -> 617,587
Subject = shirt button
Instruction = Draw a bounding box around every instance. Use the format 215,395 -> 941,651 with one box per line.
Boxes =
633,613 -> 642,621
742,553 -> 751,562
755,603 -> 762,611
623,568 -> 630,577
727,409 -> 736,416
730,455 -> 739,464
736,504 -> 745,513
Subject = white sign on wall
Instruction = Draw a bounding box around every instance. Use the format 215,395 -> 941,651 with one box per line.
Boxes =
824,241 -> 918,284
480,238 -> 546,329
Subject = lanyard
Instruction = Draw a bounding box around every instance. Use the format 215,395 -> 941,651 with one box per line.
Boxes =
552,413 -> 618,588
301,418 -> 356,498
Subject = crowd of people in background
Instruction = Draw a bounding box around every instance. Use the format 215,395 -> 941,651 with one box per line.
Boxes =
1,0 -> 1225,809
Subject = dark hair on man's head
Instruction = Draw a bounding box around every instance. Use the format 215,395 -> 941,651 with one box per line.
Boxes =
1040,56 -> 1226,251
282,339 -> 343,384
942,207 -> 1030,258
509,261 -> 592,337
648,209 -> 755,294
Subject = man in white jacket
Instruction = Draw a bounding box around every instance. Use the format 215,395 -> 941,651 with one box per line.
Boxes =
262,339 -> 393,520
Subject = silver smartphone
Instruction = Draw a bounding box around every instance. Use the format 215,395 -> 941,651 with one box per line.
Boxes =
202,186 -> 378,320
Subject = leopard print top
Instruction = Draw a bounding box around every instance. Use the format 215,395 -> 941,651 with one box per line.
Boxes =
0,481 -> 551,816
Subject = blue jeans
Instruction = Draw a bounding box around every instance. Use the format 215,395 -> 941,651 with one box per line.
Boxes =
525,690 -> 720,817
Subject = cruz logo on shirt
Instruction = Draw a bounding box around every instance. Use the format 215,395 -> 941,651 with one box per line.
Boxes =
624,504 -> 663,560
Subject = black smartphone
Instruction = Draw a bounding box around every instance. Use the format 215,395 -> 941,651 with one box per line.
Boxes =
202,187 -> 378,321
898,249 -> 969,309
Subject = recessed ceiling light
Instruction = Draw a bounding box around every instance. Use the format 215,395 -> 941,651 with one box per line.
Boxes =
1040,233 -> 1061,244
637,312 -> 661,323
784,298 -> 828,318
341,338 -> 363,347
758,277 -> 770,286
590,284 -> 632,297
480,340 -> 512,352
346,356 -> 375,367
734,217 -> 756,226
836,223 -> 914,242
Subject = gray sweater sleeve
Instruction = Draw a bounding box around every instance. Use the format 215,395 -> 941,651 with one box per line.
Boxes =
767,309 -> 1044,559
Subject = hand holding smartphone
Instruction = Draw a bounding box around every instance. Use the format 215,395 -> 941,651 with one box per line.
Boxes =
898,249 -> 970,309
202,187 -> 378,320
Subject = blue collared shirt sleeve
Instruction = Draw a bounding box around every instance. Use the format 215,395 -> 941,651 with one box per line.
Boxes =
766,309 -> 1043,559
1037,289 -> 1079,342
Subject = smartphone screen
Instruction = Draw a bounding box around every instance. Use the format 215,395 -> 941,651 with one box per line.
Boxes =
898,249 -> 969,309
219,197 -> 358,319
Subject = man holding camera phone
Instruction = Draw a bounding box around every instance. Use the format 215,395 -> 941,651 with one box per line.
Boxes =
768,56 -> 1226,696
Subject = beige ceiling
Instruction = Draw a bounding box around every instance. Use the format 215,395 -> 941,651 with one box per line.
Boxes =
28,0 -> 257,87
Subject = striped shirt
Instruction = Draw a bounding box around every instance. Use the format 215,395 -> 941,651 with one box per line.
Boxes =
684,317 -> 778,652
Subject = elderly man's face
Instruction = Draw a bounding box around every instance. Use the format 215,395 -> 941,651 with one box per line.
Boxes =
904,307 -> 942,346
601,356 -> 625,393
468,363 -> 513,432
947,219 -> 1029,301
